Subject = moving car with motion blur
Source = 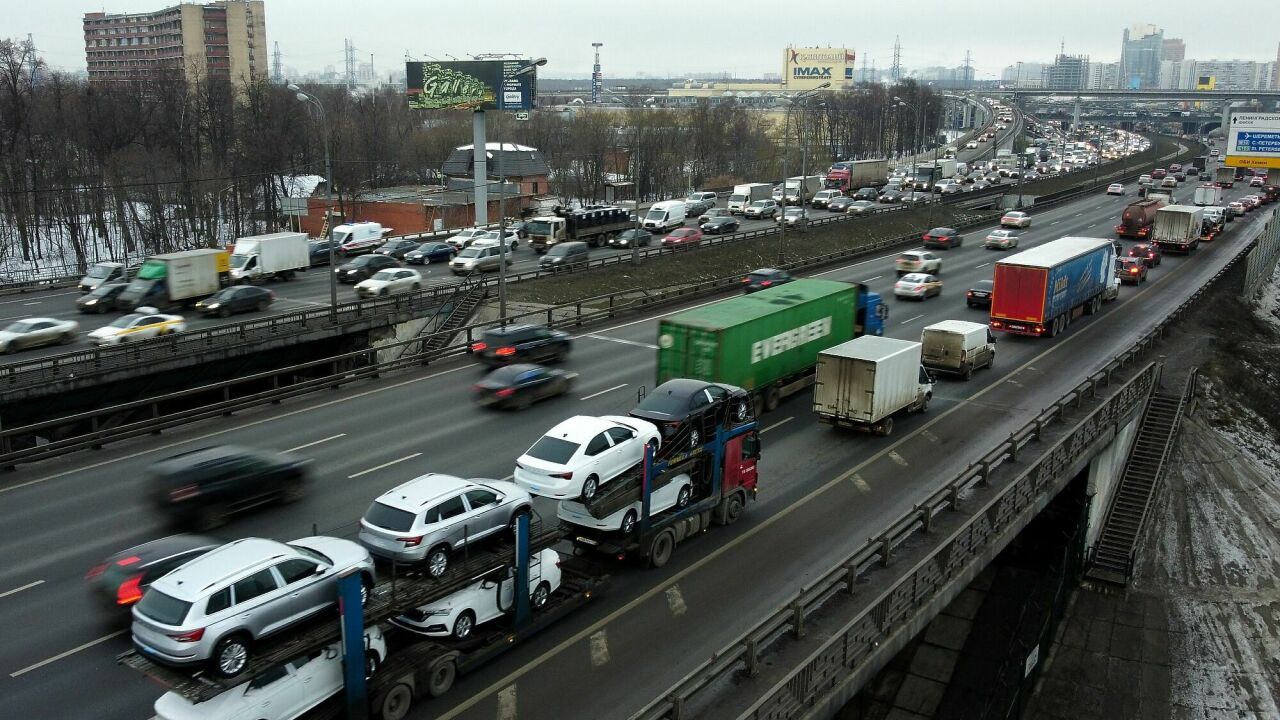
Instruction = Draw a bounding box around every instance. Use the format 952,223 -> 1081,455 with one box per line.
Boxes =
473,364 -> 576,409
149,445 -> 310,530
87,309 -> 184,346
75,282 -> 129,314
0,317 -> 79,353
87,534 -> 221,616
741,268 -> 793,293
470,324 -> 571,366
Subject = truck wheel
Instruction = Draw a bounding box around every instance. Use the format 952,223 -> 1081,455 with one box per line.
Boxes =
878,417 -> 895,436
425,658 -> 457,698
751,393 -> 765,418
722,493 -> 745,525
764,386 -> 780,412
647,530 -> 676,569
379,683 -> 415,720
962,364 -> 973,381
988,352 -> 995,369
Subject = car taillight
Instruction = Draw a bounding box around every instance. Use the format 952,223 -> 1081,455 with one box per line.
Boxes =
495,347 -> 516,357
760,280 -> 772,287
741,277 -> 750,283
400,536 -> 424,547
966,291 -> 974,297
496,388 -> 516,398
550,471 -> 573,480
168,628 -> 205,643
1130,267 -> 1139,274
168,484 -> 201,502
85,563 -> 107,580
116,574 -> 145,605
470,341 -> 488,352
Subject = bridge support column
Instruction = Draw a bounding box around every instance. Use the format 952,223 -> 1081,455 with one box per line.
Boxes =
1222,102 -> 1231,144
1072,99 -> 1082,134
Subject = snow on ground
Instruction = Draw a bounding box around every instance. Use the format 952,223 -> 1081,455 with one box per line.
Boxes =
279,174 -> 324,198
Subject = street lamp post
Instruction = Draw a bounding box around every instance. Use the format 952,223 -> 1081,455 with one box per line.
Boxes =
495,58 -> 547,324
776,83 -> 829,265
288,83 -> 337,316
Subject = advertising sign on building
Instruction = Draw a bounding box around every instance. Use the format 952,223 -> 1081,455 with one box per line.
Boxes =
1226,112 -> 1280,169
405,60 -> 537,111
783,47 -> 856,91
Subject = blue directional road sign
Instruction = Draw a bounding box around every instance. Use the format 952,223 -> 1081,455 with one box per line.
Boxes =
1234,131 -> 1280,153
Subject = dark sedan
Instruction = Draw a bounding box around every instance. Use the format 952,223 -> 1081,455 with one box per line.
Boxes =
374,238 -> 424,260
966,279 -> 993,309
335,254 -> 398,283
878,190 -> 904,204
827,196 -> 855,212
741,268 -> 793,293
608,229 -> 652,249
923,227 -> 964,249
195,285 -> 274,317
700,216 -> 740,235
308,239 -> 341,266
470,324 -> 571,366
86,534 -> 221,617
404,242 -> 456,265
76,282 -> 128,314
149,445 -> 310,529
1128,243 -> 1162,267
698,208 -> 734,225
630,379 -> 753,444
473,364 -> 577,409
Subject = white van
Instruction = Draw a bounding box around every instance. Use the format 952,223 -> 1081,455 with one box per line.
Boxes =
642,200 -> 687,233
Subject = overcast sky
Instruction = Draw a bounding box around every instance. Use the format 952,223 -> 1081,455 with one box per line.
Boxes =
21,0 -> 1280,80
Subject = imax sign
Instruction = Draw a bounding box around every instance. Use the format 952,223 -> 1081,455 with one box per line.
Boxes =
793,67 -> 833,77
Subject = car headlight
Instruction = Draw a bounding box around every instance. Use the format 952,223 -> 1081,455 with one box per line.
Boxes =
205,303 -> 220,309
422,608 -> 452,617
83,299 -> 98,305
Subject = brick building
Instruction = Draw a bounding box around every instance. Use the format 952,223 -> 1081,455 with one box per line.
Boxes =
83,1 -> 266,84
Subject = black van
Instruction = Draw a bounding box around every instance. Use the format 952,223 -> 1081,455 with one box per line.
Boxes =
539,241 -> 590,272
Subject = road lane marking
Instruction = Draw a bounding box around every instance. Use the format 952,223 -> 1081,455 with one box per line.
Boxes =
589,630 -> 610,667
348,453 -> 422,479
921,430 -> 940,443
0,292 -> 77,306
850,474 -> 871,492
888,451 -> 909,467
665,585 -> 687,617
580,383 -> 627,401
497,685 -> 518,720
861,275 -> 883,283
21,301 -> 40,306
900,314 -> 924,325
10,630 -> 125,677
760,417 -> 793,434
973,262 -> 991,269
2,364 -> 476,495
581,334 -> 657,350
0,580 -> 43,598
1050,220 -> 1061,225
283,433 -> 346,453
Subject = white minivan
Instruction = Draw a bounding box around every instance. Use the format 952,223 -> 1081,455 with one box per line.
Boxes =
642,200 -> 687,233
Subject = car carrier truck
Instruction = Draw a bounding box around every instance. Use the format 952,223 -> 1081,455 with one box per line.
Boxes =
989,237 -> 1116,338
654,279 -> 886,415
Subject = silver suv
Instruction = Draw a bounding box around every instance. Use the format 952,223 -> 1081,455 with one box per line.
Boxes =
131,536 -> 374,678
450,246 -> 511,275
358,474 -> 532,578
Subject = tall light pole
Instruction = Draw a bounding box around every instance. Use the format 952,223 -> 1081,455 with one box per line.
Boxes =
894,96 -> 921,194
289,83 -> 337,316
496,58 -> 547,324
776,83 -> 829,265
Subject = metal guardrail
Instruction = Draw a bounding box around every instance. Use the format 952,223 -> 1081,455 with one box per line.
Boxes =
630,208 -> 1261,720
0,133 -> 1197,395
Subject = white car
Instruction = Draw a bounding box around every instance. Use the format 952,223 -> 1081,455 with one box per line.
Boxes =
0,317 -> 79,353
445,228 -> 486,250
558,473 -> 693,535
984,229 -> 1020,250
893,273 -> 942,300
1000,211 -> 1032,229
87,308 -> 186,345
469,229 -> 520,250
152,627 -> 386,720
391,548 -> 561,640
1106,183 -> 1125,195
965,141 -> 978,149
354,268 -> 422,298
514,415 -> 661,501
894,250 -> 942,275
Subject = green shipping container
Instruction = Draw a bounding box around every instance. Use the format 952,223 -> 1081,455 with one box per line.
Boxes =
656,279 -> 858,390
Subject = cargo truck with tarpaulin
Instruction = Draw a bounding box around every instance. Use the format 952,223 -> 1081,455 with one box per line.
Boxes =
989,237 -> 1116,338
654,279 -> 885,415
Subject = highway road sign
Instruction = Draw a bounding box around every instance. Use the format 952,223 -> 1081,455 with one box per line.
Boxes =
1226,112 -> 1280,168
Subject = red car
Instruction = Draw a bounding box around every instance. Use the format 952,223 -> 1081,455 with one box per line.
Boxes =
662,227 -> 703,247
1150,168 -> 1167,180
1128,243 -> 1162,267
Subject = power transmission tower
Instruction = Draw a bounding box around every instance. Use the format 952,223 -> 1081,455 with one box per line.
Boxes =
861,53 -> 869,83
591,43 -> 603,104
890,36 -> 901,84
272,41 -> 283,83
344,39 -> 357,91
962,49 -> 972,89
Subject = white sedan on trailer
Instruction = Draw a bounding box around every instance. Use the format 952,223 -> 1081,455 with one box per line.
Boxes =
390,549 -> 562,640
558,473 -> 693,536
514,415 -> 661,501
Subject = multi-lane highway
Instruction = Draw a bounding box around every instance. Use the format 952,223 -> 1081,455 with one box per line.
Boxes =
0,153 -> 1258,719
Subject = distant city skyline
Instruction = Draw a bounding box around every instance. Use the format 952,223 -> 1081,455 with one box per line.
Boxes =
16,0 -> 1280,83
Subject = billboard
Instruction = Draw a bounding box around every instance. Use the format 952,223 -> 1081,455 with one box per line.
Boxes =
405,60 -> 537,111
1195,75 -> 1216,90
783,47 -> 855,90
1226,112 -> 1280,169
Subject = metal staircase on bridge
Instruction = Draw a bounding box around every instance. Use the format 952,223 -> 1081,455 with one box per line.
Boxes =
418,275 -> 487,356
1086,370 -> 1196,586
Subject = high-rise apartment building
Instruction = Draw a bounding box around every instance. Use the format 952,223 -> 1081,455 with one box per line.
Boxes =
1161,38 -> 1185,63
1119,23 -> 1163,89
1190,59 -> 1267,91
1086,62 -> 1120,90
83,1 -> 266,84
1274,42 -> 1280,89
1000,62 -> 1047,88
1044,54 -> 1090,90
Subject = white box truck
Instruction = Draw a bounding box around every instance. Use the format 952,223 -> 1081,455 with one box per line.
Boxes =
1192,184 -> 1223,206
1152,204 -> 1204,255
116,249 -> 229,311
783,176 -> 824,206
727,183 -> 772,214
920,320 -> 996,380
813,336 -> 935,436
228,232 -> 310,282
642,200 -> 687,233
933,158 -> 958,179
